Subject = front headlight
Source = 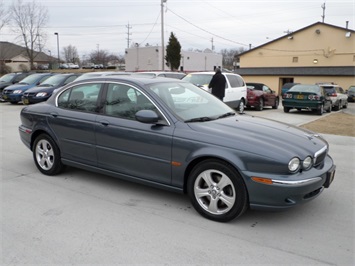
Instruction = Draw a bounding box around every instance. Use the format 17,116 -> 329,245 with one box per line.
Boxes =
13,90 -> 23,94
302,156 -> 313,170
36,92 -> 48,97
288,157 -> 300,172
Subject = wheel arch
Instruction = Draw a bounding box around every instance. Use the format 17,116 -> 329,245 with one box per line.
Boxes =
182,155 -> 247,194
30,128 -> 59,152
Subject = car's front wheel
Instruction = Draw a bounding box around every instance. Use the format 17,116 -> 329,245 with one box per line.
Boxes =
33,134 -> 64,175
256,98 -> 264,111
187,159 -> 248,222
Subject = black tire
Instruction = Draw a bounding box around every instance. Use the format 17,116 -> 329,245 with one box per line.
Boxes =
256,98 -> 264,111
187,159 -> 248,222
272,98 -> 279,109
33,134 -> 64,175
326,104 -> 332,113
238,100 -> 245,114
283,106 -> 290,113
10,101 -> 18,104
317,104 -> 324,115
343,101 -> 348,109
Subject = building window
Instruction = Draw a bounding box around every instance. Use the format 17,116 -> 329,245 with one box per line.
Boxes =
292,57 -> 298,63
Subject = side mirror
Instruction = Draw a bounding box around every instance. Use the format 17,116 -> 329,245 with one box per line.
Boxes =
135,110 -> 159,124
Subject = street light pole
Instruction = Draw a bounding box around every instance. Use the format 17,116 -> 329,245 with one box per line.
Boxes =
54,32 -> 60,67
161,0 -> 167,71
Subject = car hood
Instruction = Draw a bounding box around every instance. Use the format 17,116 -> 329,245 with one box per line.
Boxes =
186,115 -> 328,161
0,82 -> 12,89
25,85 -> 56,93
4,83 -> 33,91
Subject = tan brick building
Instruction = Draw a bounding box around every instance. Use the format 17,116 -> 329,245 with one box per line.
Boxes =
235,22 -> 355,94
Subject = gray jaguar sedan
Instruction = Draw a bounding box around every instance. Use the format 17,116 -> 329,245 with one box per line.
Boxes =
19,77 -> 336,222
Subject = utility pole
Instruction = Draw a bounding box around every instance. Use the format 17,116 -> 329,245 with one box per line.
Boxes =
211,38 -> 214,51
321,2 -> 326,23
126,23 -> 132,48
161,0 -> 167,71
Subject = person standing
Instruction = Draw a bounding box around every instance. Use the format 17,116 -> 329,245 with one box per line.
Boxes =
208,68 -> 226,101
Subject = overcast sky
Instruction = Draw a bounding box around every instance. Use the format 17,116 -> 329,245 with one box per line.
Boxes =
1,0 -> 354,58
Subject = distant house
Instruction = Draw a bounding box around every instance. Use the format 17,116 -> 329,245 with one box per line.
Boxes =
0,41 -> 54,73
234,22 -> 355,93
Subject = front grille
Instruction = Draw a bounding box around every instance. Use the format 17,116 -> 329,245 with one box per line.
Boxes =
3,90 -> 13,95
314,146 -> 327,166
23,92 -> 36,97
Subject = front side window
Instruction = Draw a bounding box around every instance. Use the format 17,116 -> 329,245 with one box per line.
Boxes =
57,83 -> 101,112
104,83 -> 155,120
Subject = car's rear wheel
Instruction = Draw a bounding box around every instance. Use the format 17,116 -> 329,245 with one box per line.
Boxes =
283,106 -> 290,113
256,98 -> 264,111
187,159 -> 248,222
238,100 -> 245,114
272,98 -> 279,109
33,134 -> 64,175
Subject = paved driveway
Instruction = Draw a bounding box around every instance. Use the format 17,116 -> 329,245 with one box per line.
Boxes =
1,103 -> 354,265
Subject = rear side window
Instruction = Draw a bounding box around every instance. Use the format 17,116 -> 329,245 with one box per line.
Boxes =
226,74 -> 245,87
58,83 -> 102,112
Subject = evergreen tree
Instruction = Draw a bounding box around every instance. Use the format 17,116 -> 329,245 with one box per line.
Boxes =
165,32 -> 181,71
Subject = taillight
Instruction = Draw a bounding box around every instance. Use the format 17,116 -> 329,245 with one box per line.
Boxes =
331,93 -> 337,97
283,93 -> 292,99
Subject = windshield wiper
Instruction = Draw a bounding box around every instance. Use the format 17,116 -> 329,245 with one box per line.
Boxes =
217,112 -> 236,119
185,116 -> 214,123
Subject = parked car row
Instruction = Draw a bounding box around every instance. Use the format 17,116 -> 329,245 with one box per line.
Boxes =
1,72 -> 353,116
60,63 -> 80,69
282,83 -> 349,115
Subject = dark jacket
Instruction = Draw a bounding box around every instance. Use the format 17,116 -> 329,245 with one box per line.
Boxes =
208,72 -> 226,100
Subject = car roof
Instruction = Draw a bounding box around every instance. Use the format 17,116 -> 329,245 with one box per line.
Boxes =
69,75 -> 188,86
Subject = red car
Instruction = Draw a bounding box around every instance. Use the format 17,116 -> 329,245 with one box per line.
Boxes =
246,83 -> 279,111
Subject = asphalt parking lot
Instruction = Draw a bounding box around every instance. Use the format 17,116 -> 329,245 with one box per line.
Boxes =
1,103 -> 354,265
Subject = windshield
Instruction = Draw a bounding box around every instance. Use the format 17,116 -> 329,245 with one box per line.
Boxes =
19,74 -> 45,85
39,75 -> 66,86
0,73 -> 15,82
147,81 -> 234,121
182,74 -> 213,86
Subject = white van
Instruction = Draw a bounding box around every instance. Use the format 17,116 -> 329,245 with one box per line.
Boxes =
182,72 -> 247,113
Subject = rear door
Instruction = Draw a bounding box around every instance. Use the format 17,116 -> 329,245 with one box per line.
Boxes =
223,74 -> 246,108
47,83 -> 103,165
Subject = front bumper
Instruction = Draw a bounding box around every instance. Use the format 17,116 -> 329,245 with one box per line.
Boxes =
242,155 -> 335,210
2,94 -> 22,103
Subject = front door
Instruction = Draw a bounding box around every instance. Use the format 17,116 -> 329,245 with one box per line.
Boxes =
95,82 -> 174,184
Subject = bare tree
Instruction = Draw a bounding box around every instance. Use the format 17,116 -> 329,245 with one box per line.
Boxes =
10,0 -> 48,69
63,45 -> 79,64
0,0 -> 11,32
